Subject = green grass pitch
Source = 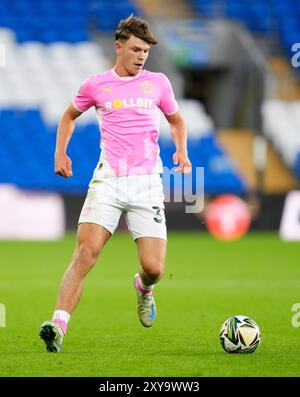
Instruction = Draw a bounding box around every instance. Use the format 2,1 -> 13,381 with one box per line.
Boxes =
0,232 -> 300,377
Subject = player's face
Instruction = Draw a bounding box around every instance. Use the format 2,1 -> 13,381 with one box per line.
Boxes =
116,35 -> 150,76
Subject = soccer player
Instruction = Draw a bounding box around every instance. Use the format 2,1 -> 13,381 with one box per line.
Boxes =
39,15 -> 191,352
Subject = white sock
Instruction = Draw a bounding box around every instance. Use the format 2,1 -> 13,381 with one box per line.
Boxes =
52,310 -> 70,324
139,274 -> 154,291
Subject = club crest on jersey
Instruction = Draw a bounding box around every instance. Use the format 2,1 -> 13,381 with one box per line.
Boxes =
141,81 -> 153,94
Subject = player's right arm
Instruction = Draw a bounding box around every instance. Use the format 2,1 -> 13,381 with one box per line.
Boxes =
54,104 -> 82,178
55,75 -> 95,177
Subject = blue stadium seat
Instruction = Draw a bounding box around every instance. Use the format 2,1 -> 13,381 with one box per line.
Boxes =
0,0 -> 249,194
0,106 -> 247,194
190,0 -> 300,60
295,152 -> 300,179
159,135 -> 246,196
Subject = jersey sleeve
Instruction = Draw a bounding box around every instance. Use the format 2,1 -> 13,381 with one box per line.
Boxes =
72,76 -> 96,112
158,73 -> 179,115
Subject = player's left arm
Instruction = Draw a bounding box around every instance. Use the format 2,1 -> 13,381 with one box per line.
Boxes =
165,111 -> 192,174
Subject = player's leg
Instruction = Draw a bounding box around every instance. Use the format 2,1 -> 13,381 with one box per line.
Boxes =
40,167 -> 124,351
55,222 -> 111,314
125,174 -> 167,327
133,237 -> 166,327
39,223 -> 111,352
136,236 -> 166,286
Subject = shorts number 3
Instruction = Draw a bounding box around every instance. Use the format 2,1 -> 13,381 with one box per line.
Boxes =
152,206 -> 163,224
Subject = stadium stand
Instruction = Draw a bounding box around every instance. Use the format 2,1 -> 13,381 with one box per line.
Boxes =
187,0 -> 300,183
262,100 -> 300,179
0,0 -> 247,196
190,0 -> 300,55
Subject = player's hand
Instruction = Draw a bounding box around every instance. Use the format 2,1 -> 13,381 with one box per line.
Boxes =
173,149 -> 192,174
54,153 -> 73,178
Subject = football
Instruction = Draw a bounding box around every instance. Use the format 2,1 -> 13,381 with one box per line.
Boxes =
219,315 -> 261,353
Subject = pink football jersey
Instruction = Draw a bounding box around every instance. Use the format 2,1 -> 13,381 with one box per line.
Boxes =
72,68 -> 178,177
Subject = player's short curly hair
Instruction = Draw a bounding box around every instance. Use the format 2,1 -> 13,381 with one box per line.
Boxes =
115,15 -> 158,45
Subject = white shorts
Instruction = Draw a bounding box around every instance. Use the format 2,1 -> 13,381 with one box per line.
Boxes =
78,173 -> 167,241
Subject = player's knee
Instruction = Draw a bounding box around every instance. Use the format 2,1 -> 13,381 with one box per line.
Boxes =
141,258 -> 164,282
